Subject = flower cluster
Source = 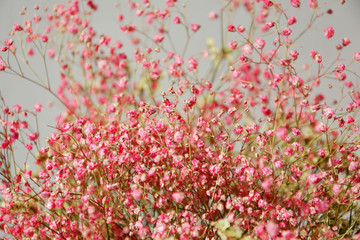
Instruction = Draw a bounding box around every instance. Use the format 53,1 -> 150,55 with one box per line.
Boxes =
1,0 -> 360,239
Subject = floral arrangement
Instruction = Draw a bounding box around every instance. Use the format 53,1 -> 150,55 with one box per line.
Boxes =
1,0 -> 360,239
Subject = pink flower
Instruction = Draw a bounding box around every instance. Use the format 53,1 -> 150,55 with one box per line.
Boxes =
346,116 -> 354,123
261,178 -> 273,192
190,24 -> 200,32
255,224 -> 265,236
0,60 -> 5,71
253,38 -> 265,49
265,221 -> 279,238
39,169 -> 49,179
66,206 -> 75,214
132,189 -> 143,201
172,192 -> 185,203
5,38 -> 13,46
229,40 -> 238,50
332,184 -> 342,195
25,143 -> 33,150
287,16 -> 297,25
174,131 -> 184,143
47,48 -> 55,58
282,27 -> 292,36
227,24 -> 236,32
318,148 -> 325,157
307,173 -> 319,185
242,44 -> 253,55
173,15 -> 181,24
34,103 -> 43,112
55,198 -> 65,208
309,0 -> 318,9
342,37 -> 351,46
45,200 -> 55,210
153,33 -> 164,43
324,26 -> 334,39
13,24 -> 22,31
208,11 -> 218,20
315,53 -> 322,63
237,25 -> 245,32
27,132 -> 38,141
266,21 -> 275,28
349,161 -> 358,171
27,47 -> 34,56
41,34 -> 49,43
354,52 -> 360,61
334,71 -> 346,81
323,107 -> 335,119
274,160 -> 283,169
276,127 -> 287,140
12,104 -> 21,113
290,0 -> 301,8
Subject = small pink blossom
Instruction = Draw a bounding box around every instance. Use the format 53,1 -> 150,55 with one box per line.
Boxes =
237,25 -> 245,32
229,40 -> 238,50
346,116 -> 354,123
153,33 -> 164,43
1,139 -> 9,149
282,27 -> 292,36
172,192 -> 185,203
173,15 -> 180,24
287,16 -> 297,25
332,184 -> 342,195
323,107 -> 335,119
45,200 -> 55,210
27,47 -> 34,56
132,189 -> 143,201
25,143 -> 33,150
343,37 -> 351,46
66,206 -> 75,214
315,53 -> 322,63
318,148 -> 325,157
39,169 -> 49,179
13,24 -> 22,31
12,104 -> 21,113
227,24 -> 236,32
289,50 -> 299,60
242,44 -> 253,55
41,34 -> 49,43
208,11 -> 218,20
334,71 -> 346,81
265,221 -> 279,238
353,52 -> 360,61
34,103 -> 43,112
255,224 -> 265,236
349,161 -> 358,171
27,132 -> 38,141
5,38 -> 13,46
47,48 -> 55,58
190,24 -> 200,32
0,60 -> 5,71
174,131 -> 184,143
253,38 -> 265,49
266,21 -> 275,28
55,198 -> 65,208
290,0 -> 301,7
307,173 -> 319,185
324,26 -> 334,39
309,0 -> 318,9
